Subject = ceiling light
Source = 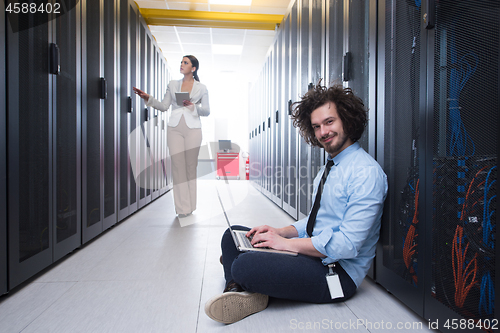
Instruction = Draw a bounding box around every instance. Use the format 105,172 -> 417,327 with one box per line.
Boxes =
209,0 -> 252,5
212,44 -> 243,55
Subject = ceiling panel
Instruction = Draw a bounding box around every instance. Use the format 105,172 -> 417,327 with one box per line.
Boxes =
135,0 -> 291,82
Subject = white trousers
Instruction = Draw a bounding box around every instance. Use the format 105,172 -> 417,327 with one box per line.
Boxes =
167,116 -> 202,214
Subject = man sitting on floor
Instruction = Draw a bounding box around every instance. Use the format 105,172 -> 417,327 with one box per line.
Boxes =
205,82 -> 388,324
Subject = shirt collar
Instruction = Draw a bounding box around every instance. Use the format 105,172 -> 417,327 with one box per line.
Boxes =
328,142 -> 360,166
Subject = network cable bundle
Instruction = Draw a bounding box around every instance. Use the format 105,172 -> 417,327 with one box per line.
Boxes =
433,156 -> 496,321
397,166 -> 419,287
430,2 -> 498,321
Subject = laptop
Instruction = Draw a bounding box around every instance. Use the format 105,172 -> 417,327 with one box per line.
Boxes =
216,188 -> 298,256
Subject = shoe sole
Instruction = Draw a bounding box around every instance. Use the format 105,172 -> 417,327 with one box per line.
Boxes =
205,291 -> 269,324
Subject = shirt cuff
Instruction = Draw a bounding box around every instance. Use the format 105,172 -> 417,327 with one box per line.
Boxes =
145,95 -> 153,107
292,218 -> 308,238
311,228 -> 334,258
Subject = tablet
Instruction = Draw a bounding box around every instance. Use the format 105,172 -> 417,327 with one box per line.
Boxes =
175,92 -> 190,106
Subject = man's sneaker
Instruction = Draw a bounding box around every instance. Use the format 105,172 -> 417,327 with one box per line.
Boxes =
204,291 -> 269,324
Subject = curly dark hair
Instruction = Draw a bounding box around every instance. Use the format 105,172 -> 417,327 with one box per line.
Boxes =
291,82 -> 367,147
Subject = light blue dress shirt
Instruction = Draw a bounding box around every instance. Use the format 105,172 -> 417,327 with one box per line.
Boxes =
292,142 -> 388,287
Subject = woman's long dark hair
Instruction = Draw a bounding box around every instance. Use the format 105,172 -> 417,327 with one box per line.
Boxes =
184,55 -> 200,82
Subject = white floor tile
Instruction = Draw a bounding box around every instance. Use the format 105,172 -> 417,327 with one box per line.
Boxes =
0,180 -> 435,333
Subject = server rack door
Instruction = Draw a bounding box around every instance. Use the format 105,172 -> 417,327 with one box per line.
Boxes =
424,1 -> 499,328
144,32 -> 152,202
82,0 -> 105,243
7,6 -> 53,288
138,22 -> 148,208
129,2 -> 139,214
151,47 -> 159,199
282,14 -> 291,215
53,0 -> 82,259
345,0 -> 374,155
264,56 -> 270,197
116,0 -> 138,220
326,0 -> 343,86
261,64 -> 265,192
0,0 -> 6,295
375,0 -> 425,316
287,1 -> 299,220
274,31 -> 283,206
298,0 -> 312,220
118,0 -> 128,220
309,0 -> 325,187
103,0 -> 118,230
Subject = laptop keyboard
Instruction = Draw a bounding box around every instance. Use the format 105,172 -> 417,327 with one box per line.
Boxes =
238,233 -> 253,248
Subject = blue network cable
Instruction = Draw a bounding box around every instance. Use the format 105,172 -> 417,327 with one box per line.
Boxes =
478,165 -> 496,317
447,28 -> 478,157
483,166 -> 496,248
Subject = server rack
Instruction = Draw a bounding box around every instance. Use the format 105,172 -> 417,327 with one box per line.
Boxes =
424,0 -> 499,328
298,0 -> 311,220
82,0 -> 106,243
138,20 -> 150,209
151,46 -> 160,200
375,0 -> 426,316
286,1 -> 300,220
7,0 -> 82,288
325,0 -> 343,87
3,0 -> 169,292
308,0 -> 326,197
53,0 -> 82,257
263,56 -> 270,198
103,0 -> 118,231
376,0 -> 499,327
118,0 -> 139,221
272,31 -> 282,207
0,0 -> 7,296
342,0 -> 376,157
281,11 -> 292,217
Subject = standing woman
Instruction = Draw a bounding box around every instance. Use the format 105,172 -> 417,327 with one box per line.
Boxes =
133,55 -> 210,218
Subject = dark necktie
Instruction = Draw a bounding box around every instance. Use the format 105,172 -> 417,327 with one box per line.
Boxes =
306,159 -> 334,237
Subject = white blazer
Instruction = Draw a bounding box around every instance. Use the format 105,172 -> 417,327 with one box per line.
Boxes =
146,79 -> 210,128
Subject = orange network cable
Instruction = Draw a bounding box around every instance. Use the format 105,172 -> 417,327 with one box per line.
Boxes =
403,179 -> 419,285
452,224 -> 478,309
460,166 -> 489,223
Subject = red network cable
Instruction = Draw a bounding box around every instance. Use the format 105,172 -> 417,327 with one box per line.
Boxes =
452,225 -> 478,308
403,179 -> 419,285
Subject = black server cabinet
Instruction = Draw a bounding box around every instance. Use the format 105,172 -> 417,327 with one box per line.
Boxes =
377,0 -> 499,327
287,1 -> 299,220
273,32 -> 282,207
7,1 -> 82,288
103,0 -> 118,231
138,22 -> 148,208
309,0 -> 324,181
0,0 -> 7,296
376,0 -> 425,316
82,0 -> 103,243
151,46 -> 159,200
82,0 -> 118,243
298,0 -> 311,220
53,0 -> 82,261
7,2 -> 52,290
152,44 -> 159,196
344,0 -> 375,155
424,1 -> 499,328
118,0 -> 138,221
326,0 -> 343,86
282,13 -> 291,215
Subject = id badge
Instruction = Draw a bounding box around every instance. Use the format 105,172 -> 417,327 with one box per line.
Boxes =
326,264 -> 344,299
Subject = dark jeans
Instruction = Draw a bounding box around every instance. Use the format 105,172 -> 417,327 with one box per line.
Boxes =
221,226 -> 357,303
